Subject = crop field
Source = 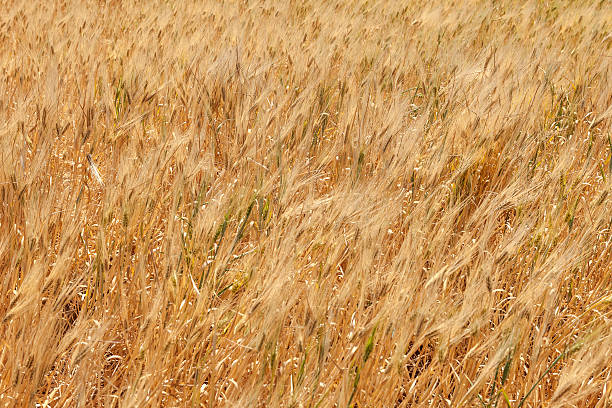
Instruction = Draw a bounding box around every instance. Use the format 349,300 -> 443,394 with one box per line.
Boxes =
1,0 -> 612,406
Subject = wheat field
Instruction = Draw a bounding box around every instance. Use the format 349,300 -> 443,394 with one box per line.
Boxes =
1,0 -> 612,406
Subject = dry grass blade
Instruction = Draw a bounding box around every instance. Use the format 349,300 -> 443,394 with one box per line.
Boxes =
86,153 -> 104,187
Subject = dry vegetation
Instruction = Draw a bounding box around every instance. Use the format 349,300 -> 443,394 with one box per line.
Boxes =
1,0 -> 612,406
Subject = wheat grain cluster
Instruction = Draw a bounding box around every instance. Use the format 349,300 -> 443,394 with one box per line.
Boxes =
1,0 -> 612,406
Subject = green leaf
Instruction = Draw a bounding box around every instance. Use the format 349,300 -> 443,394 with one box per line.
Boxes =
363,326 -> 377,363
500,389 -> 512,408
